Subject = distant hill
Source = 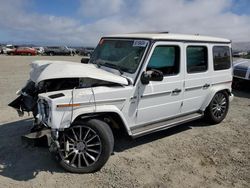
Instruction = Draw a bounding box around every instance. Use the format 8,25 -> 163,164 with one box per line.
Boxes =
232,42 -> 250,52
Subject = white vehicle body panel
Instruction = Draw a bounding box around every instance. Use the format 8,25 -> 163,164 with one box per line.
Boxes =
182,43 -> 212,113
38,86 -> 134,134
183,43 -> 232,113
132,41 -> 184,126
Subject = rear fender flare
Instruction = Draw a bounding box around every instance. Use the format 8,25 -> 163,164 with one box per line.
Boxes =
200,85 -> 231,111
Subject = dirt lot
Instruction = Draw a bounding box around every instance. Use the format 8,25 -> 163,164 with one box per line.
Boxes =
0,55 -> 249,188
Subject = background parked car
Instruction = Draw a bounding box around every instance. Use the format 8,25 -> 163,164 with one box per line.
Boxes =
233,59 -> 250,80
78,47 -> 95,56
233,59 -> 250,89
0,46 -> 3,54
43,46 -> 73,56
7,47 -> 37,56
34,47 -> 45,55
2,44 -> 16,54
67,47 -> 77,56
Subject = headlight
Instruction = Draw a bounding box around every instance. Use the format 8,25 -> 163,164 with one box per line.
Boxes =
38,99 -> 50,125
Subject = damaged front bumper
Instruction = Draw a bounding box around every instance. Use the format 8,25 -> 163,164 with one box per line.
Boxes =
8,80 -> 38,117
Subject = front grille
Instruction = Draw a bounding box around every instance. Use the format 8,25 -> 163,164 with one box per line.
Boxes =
233,68 -> 247,78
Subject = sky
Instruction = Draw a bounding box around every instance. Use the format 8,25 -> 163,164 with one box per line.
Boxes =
0,0 -> 249,46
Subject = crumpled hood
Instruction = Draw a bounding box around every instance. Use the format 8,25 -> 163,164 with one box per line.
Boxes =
30,60 -> 128,85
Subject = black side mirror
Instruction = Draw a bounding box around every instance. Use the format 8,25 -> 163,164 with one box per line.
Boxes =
141,69 -> 164,85
81,57 -> 90,64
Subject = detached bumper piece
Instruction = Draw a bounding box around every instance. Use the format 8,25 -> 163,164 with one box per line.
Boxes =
21,128 -> 51,147
8,80 -> 38,116
8,94 -> 37,117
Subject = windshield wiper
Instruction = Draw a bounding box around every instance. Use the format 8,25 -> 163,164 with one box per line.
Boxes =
98,61 -> 124,75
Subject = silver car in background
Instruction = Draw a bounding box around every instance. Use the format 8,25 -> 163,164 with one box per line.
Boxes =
233,59 -> 250,80
233,59 -> 250,89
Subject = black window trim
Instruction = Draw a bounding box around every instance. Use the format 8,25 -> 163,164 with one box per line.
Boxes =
186,45 -> 209,74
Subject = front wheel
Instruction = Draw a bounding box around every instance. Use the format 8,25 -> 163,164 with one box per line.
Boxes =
56,119 -> 114,173
205,92 -> 229,124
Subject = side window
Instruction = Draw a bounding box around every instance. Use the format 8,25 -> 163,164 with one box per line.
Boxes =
187,46 -> 208,73
147,46 -> 180,76
213,46 -> 231,70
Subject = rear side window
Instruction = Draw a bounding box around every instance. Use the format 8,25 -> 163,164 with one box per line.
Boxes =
147,46 -> 180,76
187,46 -> 208,73
213,46 -> 231,70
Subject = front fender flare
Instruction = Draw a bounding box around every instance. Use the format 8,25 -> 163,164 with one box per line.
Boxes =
59,105 -> 132,135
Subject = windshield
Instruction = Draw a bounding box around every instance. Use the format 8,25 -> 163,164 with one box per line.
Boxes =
90,39 -> 149,74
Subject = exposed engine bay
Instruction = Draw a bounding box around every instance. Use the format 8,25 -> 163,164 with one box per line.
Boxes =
8,78 -> 120,118
8,60 -> 129,133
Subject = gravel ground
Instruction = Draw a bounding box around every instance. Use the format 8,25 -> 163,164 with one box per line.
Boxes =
0,55 -> 249,188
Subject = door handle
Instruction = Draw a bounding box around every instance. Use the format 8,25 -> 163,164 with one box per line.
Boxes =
130,96 -> 137,103
172,88 -> 182,94
130,96 -> 137,100
203,83 -> 210,89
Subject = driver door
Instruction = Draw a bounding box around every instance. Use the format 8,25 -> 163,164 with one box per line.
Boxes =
134,42 -> 184,127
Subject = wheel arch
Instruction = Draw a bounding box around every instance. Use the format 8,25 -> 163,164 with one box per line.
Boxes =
200,85 -> 232,111
73,112 -> 131,135
68,106 -> 132,136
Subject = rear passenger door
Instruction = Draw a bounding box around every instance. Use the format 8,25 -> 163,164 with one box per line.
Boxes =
182,44 -> 212,114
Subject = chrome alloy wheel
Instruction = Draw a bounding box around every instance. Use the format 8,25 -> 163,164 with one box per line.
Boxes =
211,93 -> 227,119
59,126 -> 102,168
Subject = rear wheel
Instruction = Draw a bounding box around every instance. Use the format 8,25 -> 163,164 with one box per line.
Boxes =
57,119 -> 114,173
205,92 -> 229,124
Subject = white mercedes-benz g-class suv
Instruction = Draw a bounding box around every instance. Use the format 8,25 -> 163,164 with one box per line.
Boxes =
9,33 -> 233,173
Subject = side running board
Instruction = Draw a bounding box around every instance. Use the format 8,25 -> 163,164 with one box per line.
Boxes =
131,112 -> 204,138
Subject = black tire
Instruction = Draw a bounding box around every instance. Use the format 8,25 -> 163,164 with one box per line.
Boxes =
57,119 -> 114,173
49,52 -> 54,56
205,91 -> 229,124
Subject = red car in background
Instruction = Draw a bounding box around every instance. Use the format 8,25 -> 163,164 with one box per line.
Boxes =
8,47 -> 37,56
